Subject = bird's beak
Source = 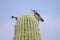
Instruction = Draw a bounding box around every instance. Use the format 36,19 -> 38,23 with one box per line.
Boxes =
31,9 -> 34,11
31,9 -> 37,13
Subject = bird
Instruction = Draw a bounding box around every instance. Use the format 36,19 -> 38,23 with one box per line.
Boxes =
11,16 -> 18,20
31,9 -> 44,22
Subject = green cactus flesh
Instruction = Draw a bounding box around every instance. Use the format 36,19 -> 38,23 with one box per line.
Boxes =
14,14 -> 41,40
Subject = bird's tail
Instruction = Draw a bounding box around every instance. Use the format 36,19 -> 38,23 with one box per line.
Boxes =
11,16 -> 17,20
11,16 -> 15,18
40,18 -> 44,22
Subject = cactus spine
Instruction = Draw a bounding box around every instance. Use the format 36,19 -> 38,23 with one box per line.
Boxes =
14,14 -> 41,40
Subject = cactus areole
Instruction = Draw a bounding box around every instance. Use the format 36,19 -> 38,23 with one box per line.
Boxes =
14,14 -> 41,40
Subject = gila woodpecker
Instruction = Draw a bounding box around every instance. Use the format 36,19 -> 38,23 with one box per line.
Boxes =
31,10 -> 44,22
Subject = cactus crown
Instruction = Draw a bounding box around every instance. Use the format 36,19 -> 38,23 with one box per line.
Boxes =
14,14 -> 41,40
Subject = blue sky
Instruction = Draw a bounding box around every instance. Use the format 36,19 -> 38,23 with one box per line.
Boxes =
0,0 -> 60,40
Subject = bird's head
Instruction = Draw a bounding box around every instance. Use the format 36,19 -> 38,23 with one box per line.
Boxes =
31,9 -> 38,13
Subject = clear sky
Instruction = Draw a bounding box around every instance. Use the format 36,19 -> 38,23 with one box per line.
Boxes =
0,0 -> 60,40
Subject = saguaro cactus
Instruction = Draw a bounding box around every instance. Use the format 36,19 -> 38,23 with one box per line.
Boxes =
14,14 -> 41,40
